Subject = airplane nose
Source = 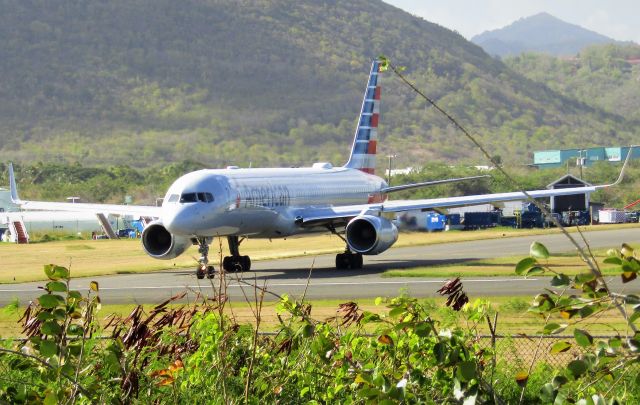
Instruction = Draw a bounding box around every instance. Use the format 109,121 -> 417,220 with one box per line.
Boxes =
162,207 -> 194,235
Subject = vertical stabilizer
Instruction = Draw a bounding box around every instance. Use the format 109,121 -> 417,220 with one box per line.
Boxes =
8,163 -> 20,203
344,59 -> 381,174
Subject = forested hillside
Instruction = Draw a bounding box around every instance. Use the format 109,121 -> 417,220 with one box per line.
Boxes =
0,0 -> 636,168
505,43 -> 640,122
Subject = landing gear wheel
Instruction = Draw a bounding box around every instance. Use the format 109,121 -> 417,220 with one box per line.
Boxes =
223,255 -> 251,272
349,253 -> 363,269
335,252 -> 363,270
223,236 -> 252,272
206,265 -> 216,279
335,253 -> 350,270
195,236 -> 212,279
196,265 -> 206,280
242,255 -> 251,271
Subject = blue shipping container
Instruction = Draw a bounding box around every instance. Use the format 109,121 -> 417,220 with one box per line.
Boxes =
426,213 -> 446,232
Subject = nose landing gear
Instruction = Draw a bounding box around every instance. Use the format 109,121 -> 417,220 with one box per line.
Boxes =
194,235 -> 251,278
195,237 -> 215,280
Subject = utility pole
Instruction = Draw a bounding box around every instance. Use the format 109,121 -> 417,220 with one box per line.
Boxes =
386,154 -> 396,186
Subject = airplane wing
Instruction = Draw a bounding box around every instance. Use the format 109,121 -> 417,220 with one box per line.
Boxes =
296,184 -> 602,227
8,163 -> 162,218
298,145 -> 635,227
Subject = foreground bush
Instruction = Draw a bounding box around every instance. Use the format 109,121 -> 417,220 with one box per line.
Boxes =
1,242 -> 640,403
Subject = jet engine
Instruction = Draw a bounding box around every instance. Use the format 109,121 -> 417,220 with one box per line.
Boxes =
345,215 -> 398,255
141,221 -> 191,260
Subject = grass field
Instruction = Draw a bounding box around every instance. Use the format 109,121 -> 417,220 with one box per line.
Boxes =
383,244 -> 640,278
1,295 -> 633,339
0,223 -> 638,283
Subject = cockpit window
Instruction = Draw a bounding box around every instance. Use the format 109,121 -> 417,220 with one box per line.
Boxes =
180,193 -> 198,203
168,194 -> 179,203
180,192 -> 214,203
198,192 -> 214,202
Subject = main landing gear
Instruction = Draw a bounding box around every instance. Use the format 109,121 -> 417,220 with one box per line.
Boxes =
222,236 -> 251,273
326,225 -> 363,270
194,236 -> 252,279
335,249 -> 363,270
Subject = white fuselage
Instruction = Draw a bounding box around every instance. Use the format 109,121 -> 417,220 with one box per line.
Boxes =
160,165 -> 387,238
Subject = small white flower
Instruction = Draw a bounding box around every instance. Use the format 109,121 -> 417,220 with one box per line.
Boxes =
396,378 -> 407,388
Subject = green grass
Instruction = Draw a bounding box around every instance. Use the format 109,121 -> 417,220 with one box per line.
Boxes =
1,295 -> 634,339
383,244 -> 640,278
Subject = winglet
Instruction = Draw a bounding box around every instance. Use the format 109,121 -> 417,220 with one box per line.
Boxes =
8,163 -> 21,204
599,145 -> 636,188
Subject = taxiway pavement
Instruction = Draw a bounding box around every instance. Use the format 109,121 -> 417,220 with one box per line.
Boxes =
1,228 -> 638,305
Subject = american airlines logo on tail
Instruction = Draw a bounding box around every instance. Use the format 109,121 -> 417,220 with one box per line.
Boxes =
344,59 -> 381,175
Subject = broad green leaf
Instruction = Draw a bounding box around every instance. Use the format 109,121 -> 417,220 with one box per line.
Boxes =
515,257 -> 537,275
575,273 -> 596,284
625,295 -> 640,304
68,290 -> 82,300
539,383 -> 556,403
43,391 -> 57,405
388,307 -> 405,318
38,294 -> 63,309
45,281 -> 67,292
567,359 -> 588,378
542,323 -> 566,335
41,320 -> 62,336
90,281 -> 99,292
579,306 -> 595,318
530,241 -> 550,260
457,361 -> 476,382
301,323 -> 314,337
574,329 -> 593,347
526,266 -> 545,276
603,256 -> 623,265
37,312 -> 55,321
551,274 -> 570,287
630,311 -> 640,324
433,342 -> 445,363
44,264 -> 69,281
552,375 -> 568,388
67,324 -> 84,336
550,341 -> 572,354
608,337 -> 622,349
39,340 -> 57,357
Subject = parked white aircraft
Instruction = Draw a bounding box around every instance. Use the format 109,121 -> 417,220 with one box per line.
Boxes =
7,60 -> 631,278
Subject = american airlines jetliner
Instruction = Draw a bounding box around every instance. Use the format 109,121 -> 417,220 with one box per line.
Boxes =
8,60 -> 630,279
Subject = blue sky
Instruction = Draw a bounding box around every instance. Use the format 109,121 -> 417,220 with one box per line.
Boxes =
384,0 -> 640,43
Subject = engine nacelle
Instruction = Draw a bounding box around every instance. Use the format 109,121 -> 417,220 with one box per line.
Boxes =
141,220 -> 191,260
346,215 -> 398,255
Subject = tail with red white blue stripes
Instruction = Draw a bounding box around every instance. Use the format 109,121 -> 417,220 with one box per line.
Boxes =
344,59 -> 381,175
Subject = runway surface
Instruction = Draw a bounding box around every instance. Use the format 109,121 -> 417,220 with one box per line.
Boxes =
1,228 -> 638,305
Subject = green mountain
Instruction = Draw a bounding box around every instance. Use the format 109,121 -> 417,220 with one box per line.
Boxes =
0,0 -> 636,168
505,43 -> 640,122
471,12 -> 617,58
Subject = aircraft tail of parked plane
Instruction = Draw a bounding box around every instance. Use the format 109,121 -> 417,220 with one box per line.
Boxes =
6,59 -> 634,278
